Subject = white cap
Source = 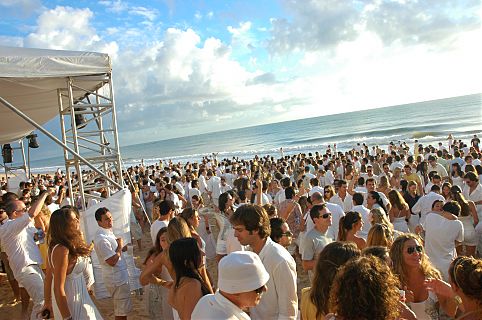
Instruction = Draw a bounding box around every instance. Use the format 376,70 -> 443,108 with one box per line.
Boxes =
218,251 -> 269,294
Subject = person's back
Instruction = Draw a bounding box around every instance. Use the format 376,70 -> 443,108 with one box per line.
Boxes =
423,202 -> 463,280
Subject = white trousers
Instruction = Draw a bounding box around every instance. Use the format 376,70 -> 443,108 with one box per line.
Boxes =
17,264 -> 45,320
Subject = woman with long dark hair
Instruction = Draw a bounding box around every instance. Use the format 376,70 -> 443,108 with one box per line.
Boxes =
300,241 -> 360,320
168,238 -> 211,320
338,211 -> 366,250
41,207 -> 102,319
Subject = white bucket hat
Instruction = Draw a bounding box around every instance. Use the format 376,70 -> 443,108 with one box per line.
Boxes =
218,251 -> 270,294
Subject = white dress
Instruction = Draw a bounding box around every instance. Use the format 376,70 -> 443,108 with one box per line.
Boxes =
459,215 -> 477,246
392,217 -> 409,233
50,245 -> 103,319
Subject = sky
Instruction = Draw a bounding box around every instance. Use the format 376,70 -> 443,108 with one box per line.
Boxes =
0,0 -> 481,152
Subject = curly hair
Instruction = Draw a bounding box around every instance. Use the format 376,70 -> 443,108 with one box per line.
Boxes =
310,242 -> 360,318
449,256 -> 482,306
328,255 -> 401,320
389,233 -> 441,287
48,207 -> 92,258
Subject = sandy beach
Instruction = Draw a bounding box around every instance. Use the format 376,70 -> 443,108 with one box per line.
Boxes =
0,224 -> 310,319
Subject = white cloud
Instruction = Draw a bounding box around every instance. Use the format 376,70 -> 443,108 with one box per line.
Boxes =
98,0 -> 128,13
268,0 -> 481,54
25,6 -> 118,56
131,6 -> 158,21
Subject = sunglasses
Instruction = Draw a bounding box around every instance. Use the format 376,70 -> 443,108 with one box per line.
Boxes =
321,213 -> 331,219
281,231 -> 293,237
254,286 -> 265,295
406,245 -> 423,255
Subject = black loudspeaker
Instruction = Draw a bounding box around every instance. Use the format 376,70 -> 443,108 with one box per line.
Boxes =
2,144 -> 13,163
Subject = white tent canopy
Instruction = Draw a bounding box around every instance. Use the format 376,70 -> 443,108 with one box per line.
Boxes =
0,46 -> 111,144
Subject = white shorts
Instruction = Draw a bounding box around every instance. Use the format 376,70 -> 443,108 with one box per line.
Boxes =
106,282 -> 132,316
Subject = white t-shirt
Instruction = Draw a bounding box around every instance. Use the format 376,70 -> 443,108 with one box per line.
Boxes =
423,213 -> 463,280
150,219 -> 169,245
94,228 -> 129,287
0,213 -> 43,279
305,202 -> 345,241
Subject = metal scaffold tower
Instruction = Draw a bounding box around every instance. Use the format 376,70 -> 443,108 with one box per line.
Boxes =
58,74 -> 124,210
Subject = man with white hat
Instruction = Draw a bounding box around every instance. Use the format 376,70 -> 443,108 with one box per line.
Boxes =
191,251 -> 269,320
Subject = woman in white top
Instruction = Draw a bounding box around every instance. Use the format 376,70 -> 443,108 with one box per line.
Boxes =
452,186 -> 479,257
387,189 -> 410,233
41,206 -> 102,320
390,234 -> 457,320
451,163 -> 465,189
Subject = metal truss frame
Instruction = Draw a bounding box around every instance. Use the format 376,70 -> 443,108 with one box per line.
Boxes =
58,74 -> 124,210
0,72 -> 124,211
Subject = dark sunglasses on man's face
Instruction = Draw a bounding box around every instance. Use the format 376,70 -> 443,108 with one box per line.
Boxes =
406,245 -> 423,254
254,286 -> 265,295
321,213 -> 331,219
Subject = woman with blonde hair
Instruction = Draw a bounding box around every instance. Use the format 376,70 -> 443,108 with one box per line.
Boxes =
388,189 -> 410,233
390,234 -> 458,319
41,207 -> 101,319
366,223 -> 393,248
338,211 -> 366,250
377,175 -> 391,196
34,204 -> 52,271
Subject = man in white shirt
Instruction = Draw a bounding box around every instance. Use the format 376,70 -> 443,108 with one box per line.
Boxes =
94,207 -> 132,320
231,205 -> 298,320
412,184 -> 445,228
300,204 -> 333,281
150,200 -> 174,244
351,193 -> 371,239
329,179 -> 353,212
302,166 -> 316,189
305,192 -> 345,241
206,170 -> 222,208
273,177 -> 290,205
428,155 -> 448,180
361,165 -> 379,184
421,201 -> 463,280
0,191 -> 48,320
192,251 -> 270,320
308,178 -> 324,197
219,176 -> 232,194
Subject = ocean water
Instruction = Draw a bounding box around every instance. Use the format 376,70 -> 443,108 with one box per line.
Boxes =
29,93 -> 482,172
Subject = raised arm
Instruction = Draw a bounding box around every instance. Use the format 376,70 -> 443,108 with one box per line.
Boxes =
29,191 -> 49,219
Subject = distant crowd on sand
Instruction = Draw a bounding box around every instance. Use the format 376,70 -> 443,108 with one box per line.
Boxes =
1,133 -> 482,320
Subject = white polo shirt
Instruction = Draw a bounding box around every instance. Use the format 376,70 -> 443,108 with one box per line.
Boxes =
94,227 -> 128,287
0,213 -> 43,279
192,290 -> 250,320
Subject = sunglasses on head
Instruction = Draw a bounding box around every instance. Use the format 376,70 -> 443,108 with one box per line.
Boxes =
406,245 -> 423,254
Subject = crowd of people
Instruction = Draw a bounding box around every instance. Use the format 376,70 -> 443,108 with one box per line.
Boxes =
1,133 -> 482,319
